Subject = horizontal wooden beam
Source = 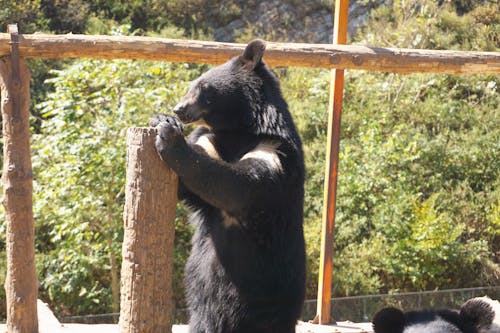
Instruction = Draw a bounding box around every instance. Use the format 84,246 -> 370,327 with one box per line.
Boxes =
0,33 -> 499,74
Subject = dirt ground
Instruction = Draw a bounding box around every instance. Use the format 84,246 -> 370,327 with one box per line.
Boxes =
1,321 -> 374,333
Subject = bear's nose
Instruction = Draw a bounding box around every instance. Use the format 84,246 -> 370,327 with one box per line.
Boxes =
173,103 -> 185,116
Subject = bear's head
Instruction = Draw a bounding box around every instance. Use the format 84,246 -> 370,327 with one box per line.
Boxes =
372,296 -> 500,333
172,39 -> 284,134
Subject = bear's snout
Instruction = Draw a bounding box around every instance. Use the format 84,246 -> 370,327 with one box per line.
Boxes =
173,100 -> 205,124
173,102 -> 187,118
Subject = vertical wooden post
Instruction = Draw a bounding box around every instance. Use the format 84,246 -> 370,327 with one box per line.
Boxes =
316,0 -> 349,325
119,127 -> 178,333
1,24 -> 39,333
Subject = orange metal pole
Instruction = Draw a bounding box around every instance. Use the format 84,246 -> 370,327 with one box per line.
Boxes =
316,0 -> 349,325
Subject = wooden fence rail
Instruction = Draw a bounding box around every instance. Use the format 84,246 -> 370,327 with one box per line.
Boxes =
0,33 -> 499,74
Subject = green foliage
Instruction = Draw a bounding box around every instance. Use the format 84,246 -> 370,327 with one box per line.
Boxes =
155,0 -> 241,35
0,0 -> 48,33
279,67 -> 330,297
359,0 -> 499,51
384,194 -> 489,290
41,0 -> 91,33
0,252 -> 5,319
30,58 -> 205,315
280,0 -> 500,299
327,68 -> 499,296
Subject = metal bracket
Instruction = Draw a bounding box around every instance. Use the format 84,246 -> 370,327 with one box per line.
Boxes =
8,24 -> 21,90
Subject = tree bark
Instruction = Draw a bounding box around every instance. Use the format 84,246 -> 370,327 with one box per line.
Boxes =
119,127 -> 178,333
0,33 -> 498,74
0,57 -> 38,332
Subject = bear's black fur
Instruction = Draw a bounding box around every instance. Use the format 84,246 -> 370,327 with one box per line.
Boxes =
150,39 -> 306,333
372,296 -> 500,333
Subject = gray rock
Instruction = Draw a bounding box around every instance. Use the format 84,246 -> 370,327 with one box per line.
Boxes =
210,0 -> 389,43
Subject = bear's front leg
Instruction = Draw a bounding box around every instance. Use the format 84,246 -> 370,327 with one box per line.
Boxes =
150,114 -> 277,216
151,114 -> 203,206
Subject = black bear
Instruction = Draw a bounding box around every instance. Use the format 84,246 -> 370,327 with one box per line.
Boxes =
150,39 -> 306,333
372,296 -> 500,333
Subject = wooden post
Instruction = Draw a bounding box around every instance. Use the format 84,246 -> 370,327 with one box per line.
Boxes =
316,0 -> 349,325
119,127 -> 178,333
0,25 -> 38,333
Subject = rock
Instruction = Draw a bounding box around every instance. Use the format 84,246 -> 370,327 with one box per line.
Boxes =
209,0 -> 390,43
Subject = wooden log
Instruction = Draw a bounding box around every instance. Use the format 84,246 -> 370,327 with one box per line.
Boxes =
0,56 -> 38,333
0,33 -> 499,74
119,128 -> 178,333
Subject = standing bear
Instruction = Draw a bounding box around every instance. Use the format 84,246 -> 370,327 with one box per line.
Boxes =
150,39 -> 306,333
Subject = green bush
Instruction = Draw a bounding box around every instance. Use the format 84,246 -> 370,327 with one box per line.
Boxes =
30,58 -> 206,315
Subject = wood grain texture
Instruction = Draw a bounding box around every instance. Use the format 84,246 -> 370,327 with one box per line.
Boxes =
0,57 -> 39,333
0,33 -> 498,74
119,128 -> 178,333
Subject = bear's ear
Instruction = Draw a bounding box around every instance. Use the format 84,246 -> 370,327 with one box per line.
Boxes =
372,307 -> 405,333
241,39 -> 266,70
460,296 -> 497,330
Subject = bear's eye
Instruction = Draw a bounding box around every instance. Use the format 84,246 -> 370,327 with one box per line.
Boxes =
201,85 -> 216,105
201,91 -> 212,105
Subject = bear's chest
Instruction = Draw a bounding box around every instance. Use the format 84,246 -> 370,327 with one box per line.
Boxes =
194,132 -> 280,167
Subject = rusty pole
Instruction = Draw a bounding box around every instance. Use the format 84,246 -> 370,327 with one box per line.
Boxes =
315,0 -> 349,325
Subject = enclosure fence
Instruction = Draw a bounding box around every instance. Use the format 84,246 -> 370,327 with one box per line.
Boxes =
58,286 -> 500,325
1,10 -> 500,332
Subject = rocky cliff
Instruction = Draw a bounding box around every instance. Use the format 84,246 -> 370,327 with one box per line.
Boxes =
209,0 -> 389,43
